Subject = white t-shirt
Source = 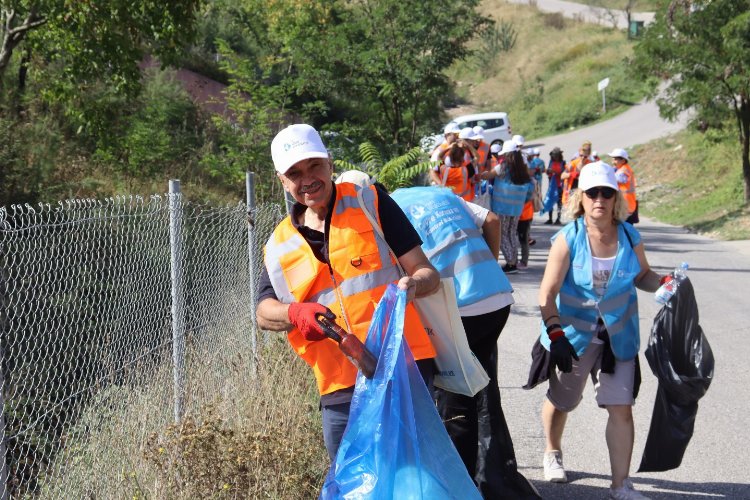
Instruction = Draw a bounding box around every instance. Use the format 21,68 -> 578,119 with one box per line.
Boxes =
591,255 -> 615,344
455,198 -> 515,316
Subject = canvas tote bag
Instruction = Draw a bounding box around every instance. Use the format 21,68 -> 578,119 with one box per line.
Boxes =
356,188 -> 490,396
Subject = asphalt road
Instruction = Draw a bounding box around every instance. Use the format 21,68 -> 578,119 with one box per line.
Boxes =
506,0 -> 655,29
524,99 -> 690,163
498,214 -> 750,499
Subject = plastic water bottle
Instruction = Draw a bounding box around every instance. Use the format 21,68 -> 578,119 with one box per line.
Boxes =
654,262 -> 689,304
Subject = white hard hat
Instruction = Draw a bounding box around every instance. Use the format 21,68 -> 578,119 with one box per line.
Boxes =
458,127 -> 474,140
472,126 -> 485,140
490,143 -> 502,154
444,122 -> 461,135
608,148 -> 629,160
511,134 -> 525,146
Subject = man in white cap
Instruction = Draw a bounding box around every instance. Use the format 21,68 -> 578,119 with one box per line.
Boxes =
257,123 -> 440,460
608,148 -> 639,224
430,122 -> 461,162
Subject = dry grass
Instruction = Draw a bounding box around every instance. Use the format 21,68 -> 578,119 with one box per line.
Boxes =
447,0 -> 649,138
36,336 -> 328,499
632,127 -> 750,240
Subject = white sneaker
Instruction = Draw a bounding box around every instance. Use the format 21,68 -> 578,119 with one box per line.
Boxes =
609,478 -> 651,500
543,450 -> 568,482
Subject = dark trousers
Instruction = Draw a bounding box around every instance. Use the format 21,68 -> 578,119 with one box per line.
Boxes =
517,219 -> 531,265
321,359 -> 435,460
436,306 -> 539,499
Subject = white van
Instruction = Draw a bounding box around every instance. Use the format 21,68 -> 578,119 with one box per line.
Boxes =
421,112 -> 512,152
448,112 -> 512,145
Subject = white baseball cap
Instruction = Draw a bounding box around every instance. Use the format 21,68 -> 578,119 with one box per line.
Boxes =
608,148 -> 629,160
271,124 -> 329,175
499,140 -> 519,156
512,134 -> 525,146
490,143 -> 502,154
578,161 -> 618,191
458,127 -> 474,140
533,147 -> 540,155
472,126 -> 485,139
444,122 -> 461,135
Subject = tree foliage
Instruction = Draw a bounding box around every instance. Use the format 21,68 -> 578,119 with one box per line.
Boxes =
334,142 -> 433,192
634,0 -> 750,203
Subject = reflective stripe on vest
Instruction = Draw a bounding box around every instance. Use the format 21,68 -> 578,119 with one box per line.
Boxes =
391,186 -> 512,307
491,177 -> 530,216
264,182 -> 434,395
539,218 -> 641,360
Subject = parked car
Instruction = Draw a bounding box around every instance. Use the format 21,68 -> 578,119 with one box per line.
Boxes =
421,112 -> 513,153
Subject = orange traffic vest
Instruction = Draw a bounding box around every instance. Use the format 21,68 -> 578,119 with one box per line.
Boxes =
562,156 -> 592,204
476,141 -> 491,173
264,183 -> 435,395
439,164 -> 475,201
616,162 -> 637,214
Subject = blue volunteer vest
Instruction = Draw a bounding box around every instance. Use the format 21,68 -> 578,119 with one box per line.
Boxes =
540,218 -> 642,360
491,175 -> 533,216
391,186 -> 512,307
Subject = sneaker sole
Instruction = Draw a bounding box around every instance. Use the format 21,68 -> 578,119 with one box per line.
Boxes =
545,474 -> 568,483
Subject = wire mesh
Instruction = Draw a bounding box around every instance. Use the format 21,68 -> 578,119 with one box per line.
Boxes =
0,192 -> 285,498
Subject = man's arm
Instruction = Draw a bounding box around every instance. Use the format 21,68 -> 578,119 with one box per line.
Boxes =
256,298 -> 292,332
396,246 -> 440,301
482,211 -> 501,259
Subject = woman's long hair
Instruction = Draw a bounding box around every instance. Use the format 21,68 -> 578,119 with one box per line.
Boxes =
505,151 -> 531,185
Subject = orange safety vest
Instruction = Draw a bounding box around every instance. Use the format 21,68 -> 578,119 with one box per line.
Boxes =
616,162 -> 637,214
476,141 -> 491,173
264,182 -> 435,395
562,156 -> 592,204
520,199 -> 534,221
439,163 -> 475,201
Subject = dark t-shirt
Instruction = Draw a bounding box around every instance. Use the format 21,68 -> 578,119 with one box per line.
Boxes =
257,183 -> 424,407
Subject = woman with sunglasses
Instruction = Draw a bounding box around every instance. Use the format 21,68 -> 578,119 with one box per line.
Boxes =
535,162 -> 665,500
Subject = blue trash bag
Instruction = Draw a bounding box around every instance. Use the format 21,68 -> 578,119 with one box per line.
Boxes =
320,284 -> 482,500
541,179 -> 559,215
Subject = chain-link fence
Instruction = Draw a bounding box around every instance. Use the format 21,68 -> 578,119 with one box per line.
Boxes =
0,178 -> 285,498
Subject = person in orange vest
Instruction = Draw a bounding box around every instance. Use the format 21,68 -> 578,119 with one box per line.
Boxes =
430,128 -> 478,201
609,148 -> 639,224
561,140 -> 595,207
472,126 -> 492,174
545,147 -> 566,225
517,176 -> 538,269
256,124 -> 440,460
430,122 -> 461,162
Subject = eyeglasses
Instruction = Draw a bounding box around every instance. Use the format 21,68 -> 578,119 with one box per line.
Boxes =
584,187 -> 617,199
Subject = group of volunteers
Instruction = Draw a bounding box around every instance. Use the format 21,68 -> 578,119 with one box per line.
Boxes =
257,123 -> 662,500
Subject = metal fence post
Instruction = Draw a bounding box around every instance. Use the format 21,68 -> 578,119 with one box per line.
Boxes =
246,172 -> 258,374
0,347 -> 8,500
169,179 -> 186,423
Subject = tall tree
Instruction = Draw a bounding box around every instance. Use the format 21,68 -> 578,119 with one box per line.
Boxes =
0,1 -> 202,96
634,0 -> 750,203
261,0 -> 488,149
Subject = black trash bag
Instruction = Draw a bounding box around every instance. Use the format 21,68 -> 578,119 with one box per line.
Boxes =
639,276 -> 714,472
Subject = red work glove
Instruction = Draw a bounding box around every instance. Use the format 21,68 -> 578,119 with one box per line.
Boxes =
288,302 -> 336,342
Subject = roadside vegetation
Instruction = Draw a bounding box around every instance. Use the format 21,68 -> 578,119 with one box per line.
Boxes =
446,0 -> 651,139
633,124 -> 750,240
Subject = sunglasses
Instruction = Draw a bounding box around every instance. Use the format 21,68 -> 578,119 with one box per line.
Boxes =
584,187 -> 617,199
